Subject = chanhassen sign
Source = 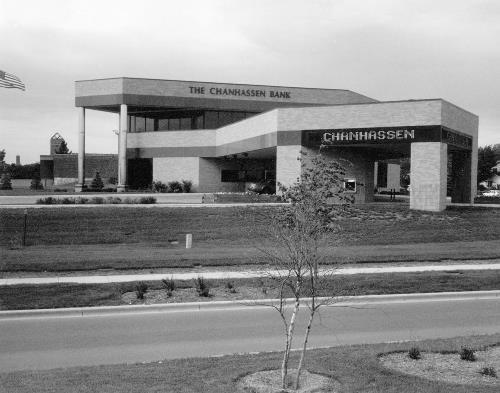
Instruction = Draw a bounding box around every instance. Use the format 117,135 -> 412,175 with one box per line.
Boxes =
323,128 -> 415,143
303,126 -> 472,150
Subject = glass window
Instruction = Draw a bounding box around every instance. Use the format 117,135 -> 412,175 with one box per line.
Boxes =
221,170 -> 246,182
231,112 -> 246,123
168,118 -> 180,131
128,116 -> 136,132
194,115 -> 204,129
204,111 -> 218,129
180,118 -> 191,130
136,117 -> 146,132
146,118 -> 155,132
218,111 -> 233,127
158,119 -> 169,130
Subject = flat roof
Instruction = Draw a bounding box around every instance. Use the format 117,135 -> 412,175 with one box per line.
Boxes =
75,77 -> 377,111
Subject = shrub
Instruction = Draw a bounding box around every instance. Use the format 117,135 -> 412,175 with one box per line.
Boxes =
36,197 -> 55,204
75,197 -> 89,204
162,277 -> 176,297
408,347 -> 421,360
135,282 -> 148,300
152,181 -> 168,193
194,276 -> 210,297
168,181 -> 183,193
460,346 -> 476,361
479,366 -> 497,378
162,277 -> 176,292
60,197 -> 75,205
102,187 -> 116,192
0,172 -> 12,190
90,171 -> 104,191
106,197 -> 122,204
139,196 -> 156,204
90,197 -> 104,204
226,281 -> 237,293
181,179 -> 192,193
108,177 -> 117,185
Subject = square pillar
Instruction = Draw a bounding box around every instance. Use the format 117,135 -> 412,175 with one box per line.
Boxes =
117,104 -> 128,192
74,107 -> 86,192
410,142 -> 448,211
276,145 -> 302,190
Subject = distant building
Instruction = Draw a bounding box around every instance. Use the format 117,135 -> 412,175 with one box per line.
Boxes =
40,133 -> 117,186
479,161 -> 500,189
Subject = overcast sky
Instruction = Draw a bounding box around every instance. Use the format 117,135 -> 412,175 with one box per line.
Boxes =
1,0 -> 499,164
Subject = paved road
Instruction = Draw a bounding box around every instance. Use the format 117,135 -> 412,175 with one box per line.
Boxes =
0,292 -> 499,372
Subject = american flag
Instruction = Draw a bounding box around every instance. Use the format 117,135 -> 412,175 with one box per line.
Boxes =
0,70 -> 26,91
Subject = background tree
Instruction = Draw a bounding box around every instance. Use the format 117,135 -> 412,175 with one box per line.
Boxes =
0,172 -> 12,190
478,145 -> 497,184
8,162 -> 40,179
259,151 -> 353,390
55,140 -> 71,154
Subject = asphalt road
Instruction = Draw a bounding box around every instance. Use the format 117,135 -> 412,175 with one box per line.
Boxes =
1,293 -> 499,372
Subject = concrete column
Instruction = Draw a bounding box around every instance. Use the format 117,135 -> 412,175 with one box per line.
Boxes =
75,107 -> 86,192
276,145 -> 302,191
410,142 -> 448,211
117,104 -> 128,192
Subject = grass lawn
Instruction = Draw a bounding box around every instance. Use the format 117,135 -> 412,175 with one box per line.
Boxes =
1,204 -> 500,272
1,270 -> 498,310
2,205 -> 500,248
1,334 -> 499,392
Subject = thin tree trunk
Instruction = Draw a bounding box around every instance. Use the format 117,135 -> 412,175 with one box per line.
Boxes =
295,309 -> 315,390
281,293 -> 301,389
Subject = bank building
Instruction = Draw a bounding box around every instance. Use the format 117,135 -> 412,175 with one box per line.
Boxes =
73,77 -> 478,211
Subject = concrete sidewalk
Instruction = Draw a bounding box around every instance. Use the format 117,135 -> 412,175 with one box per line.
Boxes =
1,262 -> 499,286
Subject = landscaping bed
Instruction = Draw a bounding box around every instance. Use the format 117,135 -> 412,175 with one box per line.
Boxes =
1,334 -> 499,392
1,270 -> 499,310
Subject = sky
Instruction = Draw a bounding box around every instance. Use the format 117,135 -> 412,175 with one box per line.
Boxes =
1,0 -> 499,164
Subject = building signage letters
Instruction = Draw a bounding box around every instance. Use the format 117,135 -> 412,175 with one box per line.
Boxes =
323,129 -> 415,143
189,85 -> 291,99
303,126 -> 471,150
442,129 -> 472,149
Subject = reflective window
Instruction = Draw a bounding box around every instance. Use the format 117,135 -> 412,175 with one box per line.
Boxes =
158,119 -> 169,130
169,118 -> 180,131
136,117 -> 146,132
146,118 -> 155,132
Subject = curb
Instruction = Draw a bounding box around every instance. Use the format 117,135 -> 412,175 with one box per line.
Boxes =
1,290 -> 499,320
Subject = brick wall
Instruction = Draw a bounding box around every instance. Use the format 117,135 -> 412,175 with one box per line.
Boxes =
52,154 -> 118,182
153,157 -> 200,191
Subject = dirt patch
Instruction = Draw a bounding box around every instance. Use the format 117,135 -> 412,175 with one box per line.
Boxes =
237,369 -> 338,393
380,346 -> 500,386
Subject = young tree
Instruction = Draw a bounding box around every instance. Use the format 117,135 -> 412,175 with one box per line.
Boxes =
30,172 -> 44,190
90,171 -> 104,191
260,151 -> 353,390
